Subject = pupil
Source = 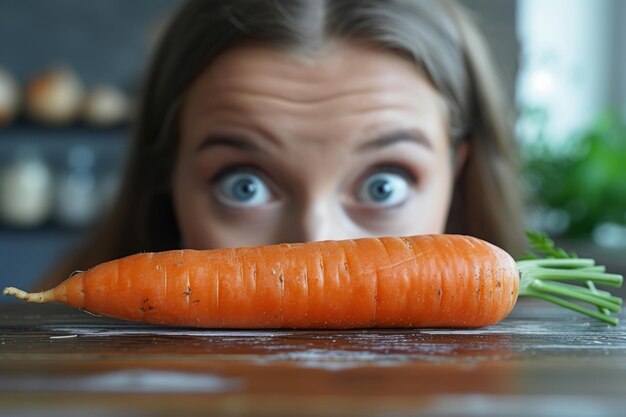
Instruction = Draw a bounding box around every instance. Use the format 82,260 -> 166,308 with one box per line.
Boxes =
371,179 -> 392,200
235,179 -> 256,199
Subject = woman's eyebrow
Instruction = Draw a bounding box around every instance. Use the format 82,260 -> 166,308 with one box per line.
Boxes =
357,129 -> 434,152
196,134 -> 263,153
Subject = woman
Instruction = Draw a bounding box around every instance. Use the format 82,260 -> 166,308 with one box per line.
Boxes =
42,0 -> 524,288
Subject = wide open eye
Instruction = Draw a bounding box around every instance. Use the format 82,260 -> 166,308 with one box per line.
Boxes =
357,171 -> 411,207
214,170 -> 272,208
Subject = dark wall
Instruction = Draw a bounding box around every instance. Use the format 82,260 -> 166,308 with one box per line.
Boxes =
0,0 -> 178,89
0,0 -> 519,95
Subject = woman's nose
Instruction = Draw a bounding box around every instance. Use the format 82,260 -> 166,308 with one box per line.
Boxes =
282,200 -> 351,243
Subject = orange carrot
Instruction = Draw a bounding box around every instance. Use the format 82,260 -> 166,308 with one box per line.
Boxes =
3,234 -> 623,328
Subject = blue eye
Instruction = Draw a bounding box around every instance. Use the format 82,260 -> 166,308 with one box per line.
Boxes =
358,171 -> 410,206
214,171 -> 271,207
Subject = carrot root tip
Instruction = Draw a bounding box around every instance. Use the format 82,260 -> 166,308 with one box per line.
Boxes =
3,287 -> 55,303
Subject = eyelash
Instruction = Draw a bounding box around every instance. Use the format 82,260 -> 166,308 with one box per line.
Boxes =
211,164 -> 265,182
360,163 -> 418,186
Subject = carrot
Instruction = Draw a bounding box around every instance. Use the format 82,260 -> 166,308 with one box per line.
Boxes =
3,234 -> 623,328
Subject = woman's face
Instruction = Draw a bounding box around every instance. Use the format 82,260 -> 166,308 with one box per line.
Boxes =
173,41 -> 457,249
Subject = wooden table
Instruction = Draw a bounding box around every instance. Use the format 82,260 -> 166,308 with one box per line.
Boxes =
1,300 -> 625,417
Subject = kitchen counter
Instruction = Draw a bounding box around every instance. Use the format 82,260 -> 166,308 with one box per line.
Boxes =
1,300 -> 625,417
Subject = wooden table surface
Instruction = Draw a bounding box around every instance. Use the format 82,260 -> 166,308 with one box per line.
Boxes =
1,300 -> 625,417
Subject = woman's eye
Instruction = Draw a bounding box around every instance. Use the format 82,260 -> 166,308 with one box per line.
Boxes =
213,170 -> 272,207
357,171 -> 411,207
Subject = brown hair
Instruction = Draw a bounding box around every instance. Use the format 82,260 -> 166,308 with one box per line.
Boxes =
41,0 -> 525,288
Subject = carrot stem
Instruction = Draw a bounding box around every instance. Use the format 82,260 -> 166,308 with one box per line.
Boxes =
529,280 -> 621,313
586,280 -> 611,316
582,266 -> 606,273
517,258 -> 595,269
521,287 -> 620,326
518,258 -> 623,326
524,266 -> 622,287
547,281 -> 622,305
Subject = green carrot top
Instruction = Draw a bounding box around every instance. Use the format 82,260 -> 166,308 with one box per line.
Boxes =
517,231 -> 623,326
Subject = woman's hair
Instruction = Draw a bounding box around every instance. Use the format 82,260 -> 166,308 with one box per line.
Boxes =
42,0 -> 525,287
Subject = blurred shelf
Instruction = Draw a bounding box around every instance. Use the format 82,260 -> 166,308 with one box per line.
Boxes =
0,124 -> 126,289
0,223 -> 92,235
0,123 -> 129,160
0,121 -> 129,136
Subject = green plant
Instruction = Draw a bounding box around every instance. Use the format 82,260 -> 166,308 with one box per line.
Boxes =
523,110 -> 626,237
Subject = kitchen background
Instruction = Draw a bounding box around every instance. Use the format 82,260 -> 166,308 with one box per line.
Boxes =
1,0 -> 625,293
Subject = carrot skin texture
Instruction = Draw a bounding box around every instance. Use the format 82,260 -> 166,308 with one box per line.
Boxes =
46,235 -> 519,328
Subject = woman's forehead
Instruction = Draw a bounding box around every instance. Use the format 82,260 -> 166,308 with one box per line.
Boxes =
184,40 -> 443,110
180,40 -> 448,151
